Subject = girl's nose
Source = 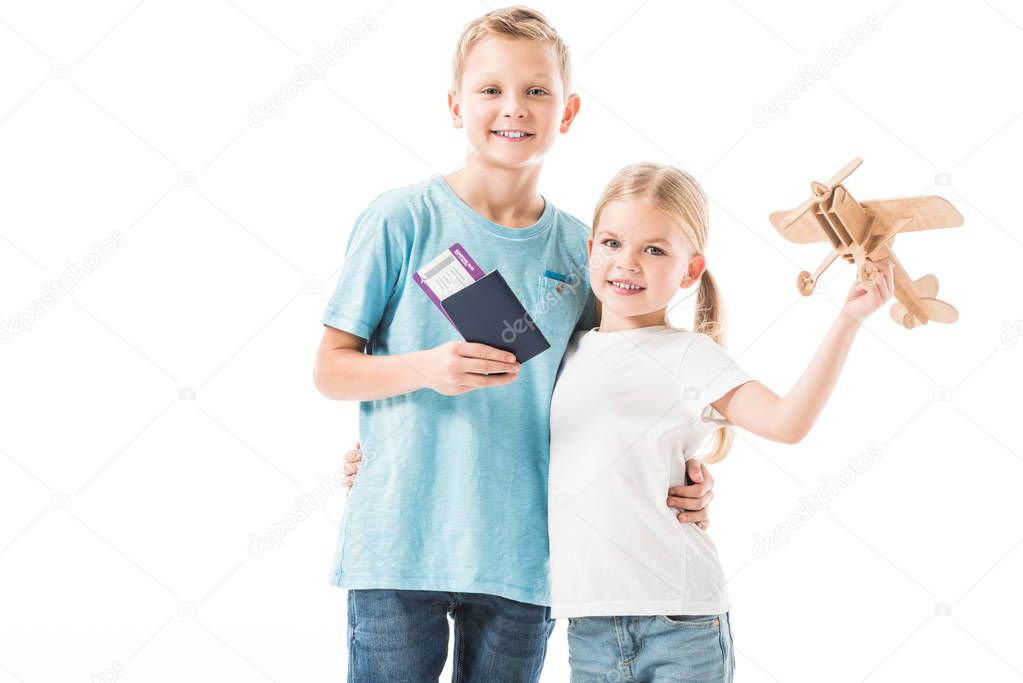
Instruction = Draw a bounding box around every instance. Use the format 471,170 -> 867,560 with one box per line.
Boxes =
616,257 -> 640,272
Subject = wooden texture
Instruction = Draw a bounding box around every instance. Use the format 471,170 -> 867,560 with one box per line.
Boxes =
770,158 -> 964,329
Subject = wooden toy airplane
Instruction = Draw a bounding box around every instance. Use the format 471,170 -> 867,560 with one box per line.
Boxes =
769,157 -> 964,329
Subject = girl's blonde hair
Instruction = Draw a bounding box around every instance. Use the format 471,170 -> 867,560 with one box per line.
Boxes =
592,162 -> 733,464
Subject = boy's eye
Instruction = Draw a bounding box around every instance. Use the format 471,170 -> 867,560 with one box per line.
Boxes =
601,238 -> 621,248
527,87 -> 549,96
481,87 -> 500,95
646,246 -> 666,255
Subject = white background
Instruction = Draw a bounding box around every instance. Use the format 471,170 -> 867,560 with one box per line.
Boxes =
1,1 -> 1021,681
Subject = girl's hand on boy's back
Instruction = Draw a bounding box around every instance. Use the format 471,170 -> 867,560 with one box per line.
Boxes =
840,258 -> 894,324
342,443 -> 716,530
343,442 -> 362,491
416,341 -> 521,395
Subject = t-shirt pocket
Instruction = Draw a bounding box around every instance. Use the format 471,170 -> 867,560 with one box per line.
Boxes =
533,269 -> 583,320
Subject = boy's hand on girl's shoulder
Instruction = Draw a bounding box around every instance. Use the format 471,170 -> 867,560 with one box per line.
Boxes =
667,459 -> 714,530
416,341 -> 521,396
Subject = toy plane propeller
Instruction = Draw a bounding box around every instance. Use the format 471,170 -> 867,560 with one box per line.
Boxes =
769,157 -> 964,329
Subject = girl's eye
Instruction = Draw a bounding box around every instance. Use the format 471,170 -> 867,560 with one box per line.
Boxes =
646,246 -> 666,255
481,87 -> 500,95
601,239 -> 621,248
527,87 -> 549,96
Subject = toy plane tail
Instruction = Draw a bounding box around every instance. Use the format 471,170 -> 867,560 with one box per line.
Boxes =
918,297 -> 958,324
913,274 -> 939,298
889,275 -> 957,328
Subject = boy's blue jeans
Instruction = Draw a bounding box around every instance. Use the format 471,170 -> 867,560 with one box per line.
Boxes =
567,613 -> 735,682
346,589 -> 555,682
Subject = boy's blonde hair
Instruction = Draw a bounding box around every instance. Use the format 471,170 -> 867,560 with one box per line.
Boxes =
452,6 -> 572,94
592,162 -> 733,464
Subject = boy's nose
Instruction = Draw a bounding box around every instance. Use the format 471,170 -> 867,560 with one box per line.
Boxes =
501,99 -> 527,118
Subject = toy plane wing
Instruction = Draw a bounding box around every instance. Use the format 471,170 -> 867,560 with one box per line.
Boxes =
860,196 -> 964,234
768,208 -> 831,244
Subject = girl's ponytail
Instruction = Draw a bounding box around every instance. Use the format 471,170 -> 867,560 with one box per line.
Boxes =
694,268 -> 732,464
694,268 -> 725,347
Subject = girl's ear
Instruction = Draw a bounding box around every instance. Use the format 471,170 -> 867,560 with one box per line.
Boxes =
448,90 -> 463,129
586,237 -> 593,257
682,253 -> 706,288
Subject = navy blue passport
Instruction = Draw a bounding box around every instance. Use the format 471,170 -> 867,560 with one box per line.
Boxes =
440,270 -> 551,364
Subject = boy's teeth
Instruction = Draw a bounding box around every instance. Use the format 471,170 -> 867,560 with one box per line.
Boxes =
494,131 -> 528,138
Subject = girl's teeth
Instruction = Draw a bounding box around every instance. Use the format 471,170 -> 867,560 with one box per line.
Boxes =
612,281 -> 642,290
494,131 -> 528,138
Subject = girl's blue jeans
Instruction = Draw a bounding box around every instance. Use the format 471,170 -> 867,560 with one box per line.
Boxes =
566,612 -> 735,682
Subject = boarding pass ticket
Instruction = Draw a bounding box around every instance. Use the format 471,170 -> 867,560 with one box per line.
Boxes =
413,243 -> 485,326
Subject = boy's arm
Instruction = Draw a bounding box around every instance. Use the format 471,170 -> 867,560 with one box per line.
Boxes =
314,327 -> 425,400
313,326 -> 521,401
712,260 -> 893,444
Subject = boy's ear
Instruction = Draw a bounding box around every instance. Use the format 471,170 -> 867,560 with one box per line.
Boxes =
586,237 -> 593,257
560,93 -> 581,134
447,90 -> 463,129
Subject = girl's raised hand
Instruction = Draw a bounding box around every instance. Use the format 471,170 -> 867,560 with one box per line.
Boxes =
841,258 -> 894,324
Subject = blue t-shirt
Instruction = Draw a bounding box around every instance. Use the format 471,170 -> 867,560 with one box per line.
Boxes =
322,174 -> 596,605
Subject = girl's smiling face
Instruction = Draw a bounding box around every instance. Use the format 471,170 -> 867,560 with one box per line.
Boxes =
588,198 -> 706,331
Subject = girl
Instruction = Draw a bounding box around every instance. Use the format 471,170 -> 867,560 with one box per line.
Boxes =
547,162 -> 893,682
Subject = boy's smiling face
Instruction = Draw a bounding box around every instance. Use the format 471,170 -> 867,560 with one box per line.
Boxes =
588,198 -> 706,330
449,36 -> 579,170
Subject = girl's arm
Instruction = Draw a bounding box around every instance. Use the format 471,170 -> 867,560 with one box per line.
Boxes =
711,260 -> 894,444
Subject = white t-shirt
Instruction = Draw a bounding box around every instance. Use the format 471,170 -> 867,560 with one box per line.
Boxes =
548,325 -> 754,618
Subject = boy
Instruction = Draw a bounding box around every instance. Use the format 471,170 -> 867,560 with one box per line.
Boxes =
314,7 -> 714,681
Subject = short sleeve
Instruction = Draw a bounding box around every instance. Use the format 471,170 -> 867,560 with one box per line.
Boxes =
321,202 -> 410,341
678,333 -> 754,427
573,290 -> 597,333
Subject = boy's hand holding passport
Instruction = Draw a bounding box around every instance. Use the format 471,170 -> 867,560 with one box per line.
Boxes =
414,242 -> 551,373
